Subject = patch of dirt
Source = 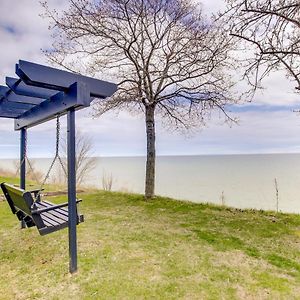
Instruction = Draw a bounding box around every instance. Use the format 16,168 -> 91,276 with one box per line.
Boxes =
214,250 -> 267,269
235,285 -> 271,300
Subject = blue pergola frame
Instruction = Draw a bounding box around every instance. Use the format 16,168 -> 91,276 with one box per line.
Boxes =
0,60 -> 117,273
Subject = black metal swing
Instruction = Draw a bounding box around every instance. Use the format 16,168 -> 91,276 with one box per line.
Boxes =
1,116 -> 84,236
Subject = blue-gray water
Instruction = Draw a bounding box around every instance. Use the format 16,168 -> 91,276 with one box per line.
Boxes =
1,154 -> 300,213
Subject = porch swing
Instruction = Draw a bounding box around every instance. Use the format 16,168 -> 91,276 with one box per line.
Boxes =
1,116 -> 84,236
0,59 -> 117,273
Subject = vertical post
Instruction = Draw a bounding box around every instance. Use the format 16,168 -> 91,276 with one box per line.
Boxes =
20,128 -> 26,228
67,108 -> 77,273
20,128 -> 26,189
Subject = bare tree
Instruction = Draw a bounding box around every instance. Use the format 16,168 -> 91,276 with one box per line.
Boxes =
60,131 -> 97,187
14,159 -> 43,183
224,0 -> 300,91
42,0 -> 238,199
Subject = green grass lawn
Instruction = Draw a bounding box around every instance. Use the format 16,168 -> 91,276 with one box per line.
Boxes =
1,176 -> 300,299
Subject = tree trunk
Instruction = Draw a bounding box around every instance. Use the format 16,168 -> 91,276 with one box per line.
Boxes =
145,105 -> 156,200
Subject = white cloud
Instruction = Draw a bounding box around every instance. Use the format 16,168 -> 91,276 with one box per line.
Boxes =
200,0 -> 226,14
0,0 -> 299,158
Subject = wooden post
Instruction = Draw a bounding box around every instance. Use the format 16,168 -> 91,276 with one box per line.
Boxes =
67,107 -> 77,273
20,128 -> 26,228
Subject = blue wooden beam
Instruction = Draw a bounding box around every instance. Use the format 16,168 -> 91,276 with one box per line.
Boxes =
0,99 -> 35,111
6,77 -> 57,99
15,81 -> 90,130
0,91 -> 45,105
16,60 -> 118,99
0,86 -> 10,97
0,108 -> 21,118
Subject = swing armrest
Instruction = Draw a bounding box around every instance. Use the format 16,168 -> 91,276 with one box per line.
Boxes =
31,199 -> 82,215
28,188 -> 44,196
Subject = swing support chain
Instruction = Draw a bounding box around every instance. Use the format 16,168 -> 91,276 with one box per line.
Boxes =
16,115 -> 68,201
37,115 -> 68,199
16,128 -> 41,186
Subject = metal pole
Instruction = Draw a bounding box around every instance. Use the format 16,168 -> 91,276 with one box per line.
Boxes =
67,108 -> 77,273
20,128 -> 26,228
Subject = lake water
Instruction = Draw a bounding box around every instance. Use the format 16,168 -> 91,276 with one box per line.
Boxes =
1,154 -> 300,214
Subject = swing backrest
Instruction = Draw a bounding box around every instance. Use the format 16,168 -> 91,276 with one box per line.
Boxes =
1,183 -> 34,216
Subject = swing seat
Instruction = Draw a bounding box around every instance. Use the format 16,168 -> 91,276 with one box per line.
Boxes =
1,183 -> 84,236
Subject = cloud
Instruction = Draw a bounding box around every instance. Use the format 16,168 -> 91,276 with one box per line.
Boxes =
154,109 -> 300,155
0,0 -> 299,158
0,0 -> 69,84
200,0 -> 226,14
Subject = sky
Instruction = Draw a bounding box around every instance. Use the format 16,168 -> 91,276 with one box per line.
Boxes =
0,0 -> 300,158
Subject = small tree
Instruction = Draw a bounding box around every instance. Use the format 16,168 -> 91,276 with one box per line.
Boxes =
102,171 -> 113,191
60,131 -> 97,187
14,159 -> 43,183
43,0 -> 238,199
224,0 -> 300,91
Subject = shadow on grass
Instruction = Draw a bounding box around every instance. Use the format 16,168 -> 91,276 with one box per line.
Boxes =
266,254 -> 300,275
192,228 -> 300,276
193,229 -> 260,257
